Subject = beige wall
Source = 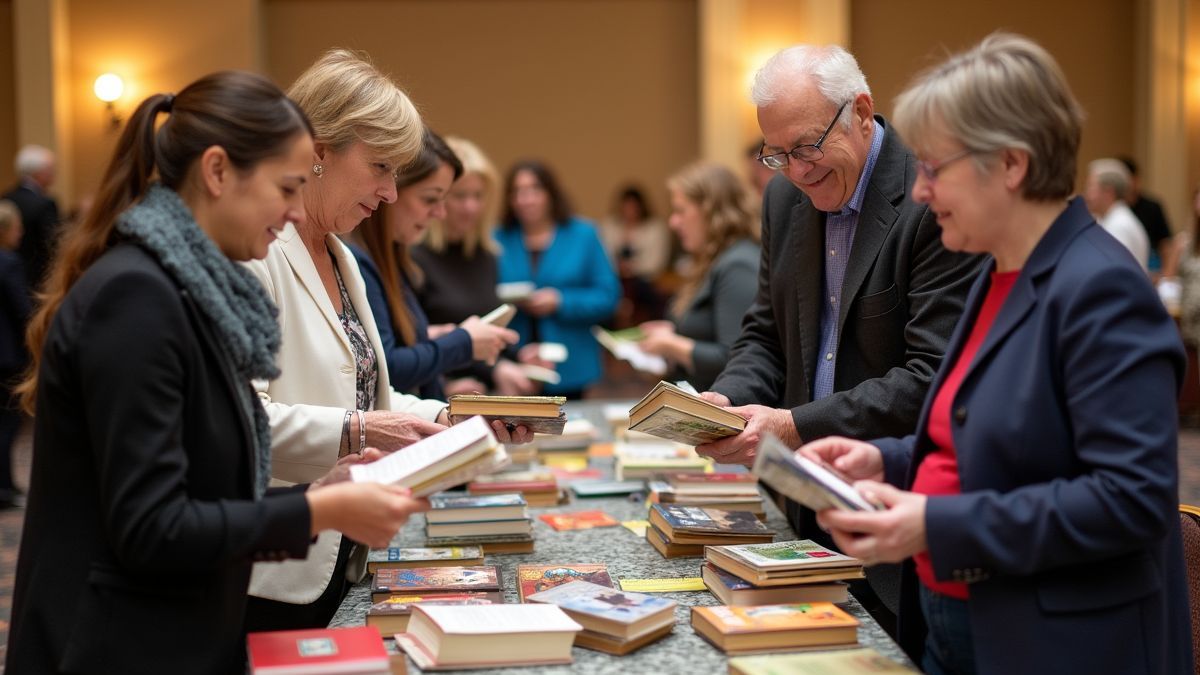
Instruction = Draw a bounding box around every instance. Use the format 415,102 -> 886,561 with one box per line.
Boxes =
264,0 -> 699,222
0,0 -> 14,190
1189,0 -> 1200,218
66,0 -> 260,204
851,0 -> 1135,195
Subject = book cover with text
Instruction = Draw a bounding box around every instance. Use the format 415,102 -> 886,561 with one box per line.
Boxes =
517,564 -> 614,601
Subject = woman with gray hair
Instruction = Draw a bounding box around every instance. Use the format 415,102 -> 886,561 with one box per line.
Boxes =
802,33 -> 1191,674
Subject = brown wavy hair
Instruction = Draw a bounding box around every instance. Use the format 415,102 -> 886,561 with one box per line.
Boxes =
668,162 -> 759,316
17,71 -> 312,413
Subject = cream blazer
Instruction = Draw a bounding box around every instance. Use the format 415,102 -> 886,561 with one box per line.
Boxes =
244,225 -> 445,604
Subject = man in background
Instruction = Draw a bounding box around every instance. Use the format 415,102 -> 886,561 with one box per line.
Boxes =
4,145 -> 61,292
1084,158 -> 1150,272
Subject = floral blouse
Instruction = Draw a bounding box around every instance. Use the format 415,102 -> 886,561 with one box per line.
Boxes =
333,258 -> 378,412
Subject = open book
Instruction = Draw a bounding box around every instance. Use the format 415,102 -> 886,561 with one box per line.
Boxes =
349,416 -> 510,496
591,326 -> 668,375
751,433 -> 880,512
626,380 -> 746,445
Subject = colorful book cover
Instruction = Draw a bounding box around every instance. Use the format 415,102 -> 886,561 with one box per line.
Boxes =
528,580 -> 676,623
705,563 -> 756,591
431,493 -> 527,509
538,510 -> 620,531
372,565 -> 500,594
694,603 -> 858,633
652,504 -> 770,535
517,564 -> 614,600
376,546 -> 484,564
368,592 -> 495,616
721,540 -> 859,569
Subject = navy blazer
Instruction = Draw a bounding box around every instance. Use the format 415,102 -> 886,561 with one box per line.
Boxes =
6,243 -> 313,674
876,198 -> 1192,674
350,245 -> 470,401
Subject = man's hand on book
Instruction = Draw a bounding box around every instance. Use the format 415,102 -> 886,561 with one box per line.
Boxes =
695,405 -> 800,466
816,482 -> 927,566
796,437 -> 884,484
306,482 -> 430,549
365,411 -> 448,450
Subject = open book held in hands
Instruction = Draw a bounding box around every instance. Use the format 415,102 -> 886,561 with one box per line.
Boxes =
591,326 -> 668,375
752,433 -> 881,512
627,380 -> 746,445
448,394 -> 568,435
349,415 -> 510,496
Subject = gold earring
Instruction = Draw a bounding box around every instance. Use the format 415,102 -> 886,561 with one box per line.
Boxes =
312,164 -> 324,177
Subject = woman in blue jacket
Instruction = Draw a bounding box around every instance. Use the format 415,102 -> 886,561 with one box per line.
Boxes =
804,34 -> 1192,675
495,160 -> 619,398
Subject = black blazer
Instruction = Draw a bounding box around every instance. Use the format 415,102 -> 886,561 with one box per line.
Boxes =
0,250 -> 30,380
674,238 -> 759,391
6,243 -> 313,675
3,182 -> 59,290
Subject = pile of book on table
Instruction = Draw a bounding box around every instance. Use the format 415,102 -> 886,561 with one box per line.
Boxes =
528,580 -> 678,655
702,540 -> 862,605
420,492 -> 534,554
627,380 -> 746,445
366,564 -> 502,635
530,417 -> 597,454
649,472 -> 765,518
396,604 -> 582,670
447,394 -> 568,435
690,601 -> 860,655
614,440 -> 711,480
349,415 -> 509,496
646,503 -> 774,558
467,468 -> 561,507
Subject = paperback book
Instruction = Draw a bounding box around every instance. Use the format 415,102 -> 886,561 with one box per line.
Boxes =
366,546 -> 484,573
538,510 -> 620,531
427,492 -> 528,523
702,563 -> 849,606
690,603 -> 859,655
448,394 -> 568,435
752,433 -> 881,512
396,604 -> 582,670
370,565 -> 500,601
648,504 -> 774,545
516,563 -> 614,601
527,580 -> 677,653
349,415 -> 509,496
728,648 -> 920,674
627,380 -> 746,445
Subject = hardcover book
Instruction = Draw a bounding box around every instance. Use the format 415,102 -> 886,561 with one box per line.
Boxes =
627,381 -> 746,445
371,565 -> 500,601
424,532 -> 535,555
527,579 -> 677,647
448,394 -> 568,435
349,415 -> 510,496
516,564 -> 614,601
424,518 -> 532,538
648,504 -> 774,545
705,542 -> 864,587
366,546 -> 484,573
247,625 -> 389,675
702,563 -> 849,606
538,510 -> 620,531
645,522 -> 704,558
690,603 -> 859,655
568,479 -> 646,497
427,493 -> 528,523
396,604 -> 582,670
752,433 -> 881,512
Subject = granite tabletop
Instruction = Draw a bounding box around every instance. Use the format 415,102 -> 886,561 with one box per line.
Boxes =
328,402 -> 914,673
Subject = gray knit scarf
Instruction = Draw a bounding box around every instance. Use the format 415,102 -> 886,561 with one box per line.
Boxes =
115,184 -> 280,497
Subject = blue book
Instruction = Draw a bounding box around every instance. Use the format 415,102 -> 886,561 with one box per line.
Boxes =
427,492 -> 528,524
526,580 -> 677,640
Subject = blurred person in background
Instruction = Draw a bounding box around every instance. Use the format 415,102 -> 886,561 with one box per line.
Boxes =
495,160 -> 619,399
0,200 -> 27,508
636,162 -> 759,391
4,145 -> 60,292
1083,158 -> 1150,272
599,183 -> 670,326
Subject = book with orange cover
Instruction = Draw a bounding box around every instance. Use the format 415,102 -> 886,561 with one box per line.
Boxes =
371,565 -> 500,601
690,603 -> 859,655
538,510 -> 619,531
516,564 -> 614,601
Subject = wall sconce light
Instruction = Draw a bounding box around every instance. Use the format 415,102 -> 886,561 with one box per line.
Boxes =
93,73 -> 124,129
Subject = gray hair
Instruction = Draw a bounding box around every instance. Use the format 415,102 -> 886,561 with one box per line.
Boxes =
892,33 -> 1084,201
14,145 -> 53,177
1089,158 -> 1132,201
750,45 -> 870,129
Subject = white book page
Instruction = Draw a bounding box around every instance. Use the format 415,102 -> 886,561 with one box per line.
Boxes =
419,604 -> 582,634
350,416 -> 493,485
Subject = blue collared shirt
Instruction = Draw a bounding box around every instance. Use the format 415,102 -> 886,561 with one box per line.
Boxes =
812,119 -> 885,401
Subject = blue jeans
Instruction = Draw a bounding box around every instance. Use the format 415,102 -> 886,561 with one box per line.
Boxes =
919,584 -> 976,675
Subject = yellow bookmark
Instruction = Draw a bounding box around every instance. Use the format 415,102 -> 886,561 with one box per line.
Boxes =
621,520 -> 649,537
619,577 -> 706,592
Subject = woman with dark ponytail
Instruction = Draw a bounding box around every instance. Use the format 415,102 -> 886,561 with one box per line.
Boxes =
5,71 -> 428,674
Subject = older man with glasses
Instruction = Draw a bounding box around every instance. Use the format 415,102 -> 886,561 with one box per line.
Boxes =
694,44 -> 981,631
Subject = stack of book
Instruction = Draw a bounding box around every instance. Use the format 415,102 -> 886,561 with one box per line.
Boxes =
366,546 -> 484,573
704,540 -> 864,587
468,469 -> 561,507
649,472 -> 765,517
349,415 -> 509,496
702,563 -> 848,606
531,418 -> 597,454
528,580 -> 678,655
369,565 -> 503,604
448,394 -> 568,435
614,441 -> 711,480
396,604 -> 582,669
516,563 -> 614,601
627,380 -> 746,445
645,504 -> 774,559
690,602 -> 860,655
424,492 -> 532,541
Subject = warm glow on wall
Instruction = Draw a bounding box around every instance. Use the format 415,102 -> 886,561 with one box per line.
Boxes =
93,73 -> 123,103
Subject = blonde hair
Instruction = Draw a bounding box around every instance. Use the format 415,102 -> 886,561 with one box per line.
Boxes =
892,33 -> 1084,201
423,136 -> 500,257
668,162 -> 759,316
0,200 -> 20,239
288,48 -> 423,167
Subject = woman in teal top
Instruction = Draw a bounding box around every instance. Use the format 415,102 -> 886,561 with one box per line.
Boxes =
495,160 -> 619,398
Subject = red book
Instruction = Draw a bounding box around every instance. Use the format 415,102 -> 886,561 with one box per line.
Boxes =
247,625 -> 389,674
469,479 -> 558,493
539,510 -> 620,531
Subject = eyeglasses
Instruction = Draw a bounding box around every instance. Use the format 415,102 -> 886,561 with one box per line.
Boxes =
914,149 -> 976,181
757,102 -> 847,170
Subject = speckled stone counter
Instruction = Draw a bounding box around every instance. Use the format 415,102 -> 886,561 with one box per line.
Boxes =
329,402 -> 914,673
